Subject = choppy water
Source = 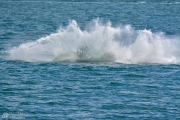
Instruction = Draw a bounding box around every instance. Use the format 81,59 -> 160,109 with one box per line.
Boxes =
0,1 -> 180,119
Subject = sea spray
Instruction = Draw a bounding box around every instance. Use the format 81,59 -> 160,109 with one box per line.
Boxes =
7,19 -> 180,64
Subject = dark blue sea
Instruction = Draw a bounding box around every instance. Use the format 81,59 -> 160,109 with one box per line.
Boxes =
1,0 -> 180,119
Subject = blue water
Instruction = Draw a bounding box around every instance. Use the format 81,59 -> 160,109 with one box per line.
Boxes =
1,1 -> 180,119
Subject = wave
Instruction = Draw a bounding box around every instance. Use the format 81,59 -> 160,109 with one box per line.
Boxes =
6,19 -> 180,64
2,1 -> 180,4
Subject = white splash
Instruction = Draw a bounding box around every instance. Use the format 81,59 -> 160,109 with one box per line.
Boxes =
7,19 -> 180,64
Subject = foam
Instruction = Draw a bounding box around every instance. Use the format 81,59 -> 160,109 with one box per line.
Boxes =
7,19 -> 180,64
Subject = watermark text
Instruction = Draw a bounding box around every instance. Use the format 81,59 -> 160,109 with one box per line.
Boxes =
2,112 -> 27,119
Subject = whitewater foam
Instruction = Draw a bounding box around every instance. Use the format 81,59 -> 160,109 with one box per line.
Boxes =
6,19 -> 180,64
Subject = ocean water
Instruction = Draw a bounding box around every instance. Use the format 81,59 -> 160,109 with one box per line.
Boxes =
0,0 -> 180,119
